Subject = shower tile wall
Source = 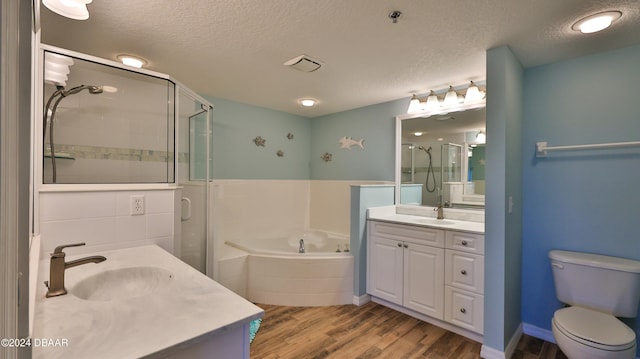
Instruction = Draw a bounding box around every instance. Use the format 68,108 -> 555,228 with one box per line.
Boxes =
44,59 -> 173,184
39,189 -> 177,257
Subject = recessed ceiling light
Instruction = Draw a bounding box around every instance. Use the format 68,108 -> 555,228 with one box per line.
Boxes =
299,99 -> 316,107
572,11 -> 622,34
413,132 -> 423,136
116,54 -> 147,68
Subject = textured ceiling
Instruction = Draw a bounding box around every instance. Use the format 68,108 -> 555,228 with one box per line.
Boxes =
40,0 -> 640,117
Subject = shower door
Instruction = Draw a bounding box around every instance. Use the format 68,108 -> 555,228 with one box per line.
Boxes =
177,90 -> 212,275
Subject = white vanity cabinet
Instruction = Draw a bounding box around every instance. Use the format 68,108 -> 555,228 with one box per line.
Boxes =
444,231 -> 485,334
367,219 -> 485,340
367,220 -> 445,319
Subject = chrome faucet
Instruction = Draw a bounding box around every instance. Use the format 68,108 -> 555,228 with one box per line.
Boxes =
434,203 -> 444,220
299,239 -> 305,254
45,242 -> 106,298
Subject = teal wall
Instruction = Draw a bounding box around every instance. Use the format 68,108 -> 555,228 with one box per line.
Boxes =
521,43 -> 640,346
484,45 -> 523,352
311,99 -> 405,181
205,96 -> 403,181
204,96 -> 311,179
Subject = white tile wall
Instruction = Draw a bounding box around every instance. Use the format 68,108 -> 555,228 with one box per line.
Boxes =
39,189 -> 177,257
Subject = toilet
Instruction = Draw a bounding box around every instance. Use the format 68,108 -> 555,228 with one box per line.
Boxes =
549,250 -> 640,359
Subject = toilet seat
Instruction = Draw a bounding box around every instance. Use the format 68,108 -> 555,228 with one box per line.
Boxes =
553,307 -> 636,351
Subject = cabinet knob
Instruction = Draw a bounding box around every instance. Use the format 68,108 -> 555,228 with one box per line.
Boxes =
461,240 -> 468,246
460,269 -> 467,275
397,243 -> 402,247
460,308 -> 467,314
403,244 -> 408,248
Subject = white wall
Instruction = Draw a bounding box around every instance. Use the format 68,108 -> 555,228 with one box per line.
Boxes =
39,189 -> 177,257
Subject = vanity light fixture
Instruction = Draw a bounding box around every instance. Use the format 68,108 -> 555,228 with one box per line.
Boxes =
42,0 -> 92,20
407,82 -> 485,114
572,11 -> 622,33
116,55 -> 147,69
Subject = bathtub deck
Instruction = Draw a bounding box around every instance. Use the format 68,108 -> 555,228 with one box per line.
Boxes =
250,301 -> 567,359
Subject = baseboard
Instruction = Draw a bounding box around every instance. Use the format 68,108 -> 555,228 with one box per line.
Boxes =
479,323 -> 522,359
504,323 -> 523,358
480,345 -> 505,359
352,294 -> 371,306
522,323 -> 555,344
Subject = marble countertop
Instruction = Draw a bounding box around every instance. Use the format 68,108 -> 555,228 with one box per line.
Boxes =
368,210 -> 484,234
33,245 -> 263,359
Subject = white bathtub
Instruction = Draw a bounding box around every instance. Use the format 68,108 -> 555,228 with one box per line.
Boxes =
224,230 -> 354,306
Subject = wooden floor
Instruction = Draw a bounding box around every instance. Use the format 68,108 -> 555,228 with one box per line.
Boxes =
250,302 -> 567,359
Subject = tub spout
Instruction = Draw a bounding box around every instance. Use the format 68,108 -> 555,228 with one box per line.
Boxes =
299,239 -> 305,254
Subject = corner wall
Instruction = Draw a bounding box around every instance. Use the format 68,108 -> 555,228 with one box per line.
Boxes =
483,45 -> 524,356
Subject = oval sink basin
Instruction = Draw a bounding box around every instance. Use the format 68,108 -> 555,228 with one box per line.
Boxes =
72,266 -> 174,301
416,218 -> 456,226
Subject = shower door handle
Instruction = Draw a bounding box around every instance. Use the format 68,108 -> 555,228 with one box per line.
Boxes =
181,197 -> 192,221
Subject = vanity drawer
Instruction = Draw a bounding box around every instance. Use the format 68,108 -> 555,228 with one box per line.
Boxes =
444,286 -> 484,334
369,220 -> 444,248
445,250 -> 484,294
445,231 -> 484,254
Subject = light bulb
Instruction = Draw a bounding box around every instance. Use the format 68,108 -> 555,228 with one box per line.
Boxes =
572,11 -> 622,34
299,99 -> 316,107
407,94 -> 421,113
425,90 -> 440,111
443,86 -> 458,107
464,81 -> 483,103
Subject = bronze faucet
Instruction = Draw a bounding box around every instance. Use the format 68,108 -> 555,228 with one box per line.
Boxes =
434,203 -> 444,220
45,242 -> 106,298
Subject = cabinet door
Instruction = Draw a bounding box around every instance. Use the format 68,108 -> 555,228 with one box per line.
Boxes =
403,242 -> 444,319
367,235 -> 403,305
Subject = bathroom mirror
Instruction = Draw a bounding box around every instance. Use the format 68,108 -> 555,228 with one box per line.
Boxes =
396,105 -> 486,209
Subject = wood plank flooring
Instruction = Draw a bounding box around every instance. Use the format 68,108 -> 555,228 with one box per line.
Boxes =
250,301 -> 567,359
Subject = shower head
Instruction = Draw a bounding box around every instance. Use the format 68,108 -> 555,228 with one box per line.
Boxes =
87,86 -> 103,94
417,145 -> 432,153
62,84 -> 104,97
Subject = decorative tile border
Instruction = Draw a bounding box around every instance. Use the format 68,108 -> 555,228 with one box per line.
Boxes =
45,144 -> 188,163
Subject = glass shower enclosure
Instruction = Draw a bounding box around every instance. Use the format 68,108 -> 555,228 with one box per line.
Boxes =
38,45 -> 213,275
177,90 -> 212,274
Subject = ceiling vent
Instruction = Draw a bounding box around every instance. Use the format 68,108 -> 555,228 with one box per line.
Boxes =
283,54 -> 322,72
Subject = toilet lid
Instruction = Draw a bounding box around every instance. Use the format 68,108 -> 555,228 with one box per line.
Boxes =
554,307 -> 636,350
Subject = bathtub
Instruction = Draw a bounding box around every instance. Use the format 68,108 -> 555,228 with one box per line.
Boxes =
224,230 -> 354,306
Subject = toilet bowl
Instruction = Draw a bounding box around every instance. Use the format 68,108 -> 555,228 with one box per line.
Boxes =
552,307 -> 636,359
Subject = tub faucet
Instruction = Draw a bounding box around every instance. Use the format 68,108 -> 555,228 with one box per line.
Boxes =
299,239 -> 305,254
45,242 -> 106,298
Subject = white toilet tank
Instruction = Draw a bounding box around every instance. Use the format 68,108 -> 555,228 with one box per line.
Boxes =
549,250 -> 640,317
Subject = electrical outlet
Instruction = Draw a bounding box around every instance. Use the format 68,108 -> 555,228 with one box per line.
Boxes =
130,195 -> 145,215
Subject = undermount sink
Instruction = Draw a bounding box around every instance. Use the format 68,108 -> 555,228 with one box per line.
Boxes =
416,218 -> 456,226
71,266 -> 174,301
